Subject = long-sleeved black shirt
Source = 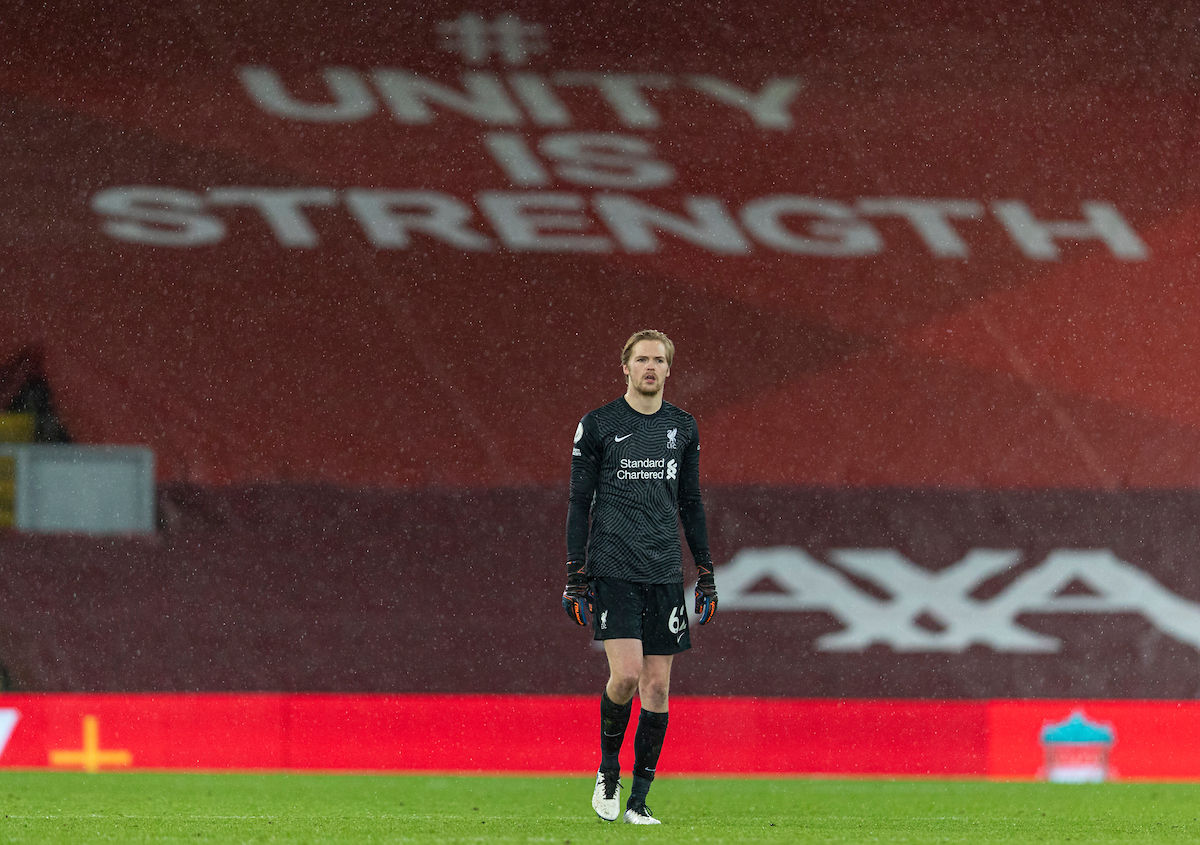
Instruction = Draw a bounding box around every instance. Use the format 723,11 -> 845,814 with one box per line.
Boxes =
567,397 -> 711,584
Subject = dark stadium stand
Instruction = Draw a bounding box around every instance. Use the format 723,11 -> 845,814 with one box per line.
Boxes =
3,1 -> 1200,697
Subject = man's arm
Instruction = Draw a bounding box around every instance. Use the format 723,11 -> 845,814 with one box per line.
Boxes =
679,422 -> 717,624
566,416 -> 600,563
563,416 -> 600,625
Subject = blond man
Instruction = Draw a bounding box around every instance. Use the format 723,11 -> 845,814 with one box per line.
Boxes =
563,329 -> 718,825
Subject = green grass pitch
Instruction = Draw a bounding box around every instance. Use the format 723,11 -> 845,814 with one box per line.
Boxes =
0,771 -> 1198,843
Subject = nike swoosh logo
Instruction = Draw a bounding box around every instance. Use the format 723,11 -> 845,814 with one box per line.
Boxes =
615,434 -> 633,442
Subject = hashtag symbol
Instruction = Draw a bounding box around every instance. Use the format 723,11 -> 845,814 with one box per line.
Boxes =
436,13 -> 548,66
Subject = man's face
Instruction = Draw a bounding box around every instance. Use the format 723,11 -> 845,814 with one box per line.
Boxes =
624,340 -> 670,397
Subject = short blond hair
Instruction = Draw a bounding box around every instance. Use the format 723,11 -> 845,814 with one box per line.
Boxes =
621,329 -> 675,369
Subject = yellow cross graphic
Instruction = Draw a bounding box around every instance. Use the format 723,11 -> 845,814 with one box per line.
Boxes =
48,715 -> 132,773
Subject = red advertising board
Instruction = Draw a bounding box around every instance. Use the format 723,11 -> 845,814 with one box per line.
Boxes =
0,693 -> 1195,780
5,3 -> 1200,753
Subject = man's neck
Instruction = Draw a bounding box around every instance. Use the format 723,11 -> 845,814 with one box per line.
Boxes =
623,388 -> 663,415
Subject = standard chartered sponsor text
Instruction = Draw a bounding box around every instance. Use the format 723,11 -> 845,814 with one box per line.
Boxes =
619,458 -> 665,480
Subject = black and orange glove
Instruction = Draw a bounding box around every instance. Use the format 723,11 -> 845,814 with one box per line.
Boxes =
562,561 -> 593,626
694,561 -> 718,625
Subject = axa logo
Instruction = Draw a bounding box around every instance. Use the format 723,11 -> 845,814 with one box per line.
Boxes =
714,547 -> 1200,653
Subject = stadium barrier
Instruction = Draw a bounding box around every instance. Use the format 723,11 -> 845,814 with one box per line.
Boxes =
0,694 -> 1197,780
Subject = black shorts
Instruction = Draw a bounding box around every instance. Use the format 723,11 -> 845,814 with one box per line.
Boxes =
590,577 -> 691,655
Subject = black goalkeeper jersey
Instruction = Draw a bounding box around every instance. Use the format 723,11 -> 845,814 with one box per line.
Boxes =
567,397 -> 711,584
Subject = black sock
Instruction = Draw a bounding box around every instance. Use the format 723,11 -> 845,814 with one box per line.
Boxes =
599,690 -> 632,773
630,708 -> 668,805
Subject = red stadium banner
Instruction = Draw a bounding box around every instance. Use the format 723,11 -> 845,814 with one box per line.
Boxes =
2,2 -> 1199,490
0,693 -> 1196,780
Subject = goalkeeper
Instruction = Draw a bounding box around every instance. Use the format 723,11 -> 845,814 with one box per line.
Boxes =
563,329 -> 718,826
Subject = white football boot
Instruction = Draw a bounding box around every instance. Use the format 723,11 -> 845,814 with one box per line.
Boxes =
623,802 -> 661,825
591,769 -> 621,821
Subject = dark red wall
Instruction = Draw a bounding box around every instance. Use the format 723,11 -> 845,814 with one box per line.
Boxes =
3,484 -> 1200,697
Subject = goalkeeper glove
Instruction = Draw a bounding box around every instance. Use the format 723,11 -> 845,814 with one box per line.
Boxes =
694,561 -> 718,625
562,562 -> 593,626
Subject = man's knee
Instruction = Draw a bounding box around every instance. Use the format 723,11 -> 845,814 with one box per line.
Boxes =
638,656 -> 672,710
639,676 -> 669,710
608,666 -> 641,701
